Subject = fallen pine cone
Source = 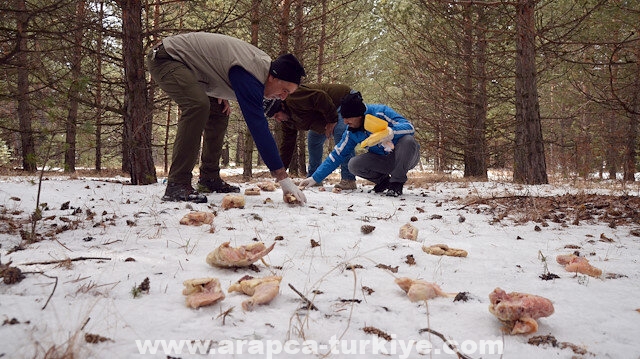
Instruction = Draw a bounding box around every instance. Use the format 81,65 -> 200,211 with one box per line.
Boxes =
2,266 -> 25,285
361,225 -> 375,234
85,333 -> 111,344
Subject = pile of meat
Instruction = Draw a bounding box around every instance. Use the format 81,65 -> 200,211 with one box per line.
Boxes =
488,287 -> 555,334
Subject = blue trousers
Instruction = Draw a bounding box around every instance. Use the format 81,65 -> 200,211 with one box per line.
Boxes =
307,114 -> 356,180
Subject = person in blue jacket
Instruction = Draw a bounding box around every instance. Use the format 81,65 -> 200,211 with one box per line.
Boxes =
300,92 -> 420,196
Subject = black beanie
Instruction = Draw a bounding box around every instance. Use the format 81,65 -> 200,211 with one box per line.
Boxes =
269,53 -> 306,85
263,99 -> 283,118
340,92 -> 366,118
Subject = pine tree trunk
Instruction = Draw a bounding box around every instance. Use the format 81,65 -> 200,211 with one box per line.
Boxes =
242,0 -> 262,179
15,0 -> 36,172
221,140 -> 229,167
462,3 -> 487,179
317,0 -> 327,82
119,0 -> 156,185
235,130 -> 243,165
292,0 -> 306,177
95,0 -> 104,172
296,130 -> 307,176
513,0 -> 548,184
243,135 -> 254,179
622,34 -> 640,182
65,0 -> 85,173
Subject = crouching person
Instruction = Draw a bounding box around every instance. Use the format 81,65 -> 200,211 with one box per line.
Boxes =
300,92 -> 420,197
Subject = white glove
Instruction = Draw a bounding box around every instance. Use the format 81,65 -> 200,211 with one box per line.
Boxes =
299,177 -> 317,189
279,178 -> 307,204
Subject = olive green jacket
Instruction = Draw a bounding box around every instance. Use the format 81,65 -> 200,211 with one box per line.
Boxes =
280,84 -> 352,168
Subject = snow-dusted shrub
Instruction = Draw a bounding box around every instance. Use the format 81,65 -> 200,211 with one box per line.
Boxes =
0,140 -> 11,166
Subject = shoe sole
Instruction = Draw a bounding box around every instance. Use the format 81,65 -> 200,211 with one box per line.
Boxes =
162,195 -> 207,203
197,185 -> 240,194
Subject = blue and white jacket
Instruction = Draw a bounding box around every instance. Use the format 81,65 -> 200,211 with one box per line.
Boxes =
311,104 -> 415,183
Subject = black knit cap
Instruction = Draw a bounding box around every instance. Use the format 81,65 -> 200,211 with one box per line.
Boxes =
269,53 -> 306,85
340,91 -> 366,118
263,99 -> 283,118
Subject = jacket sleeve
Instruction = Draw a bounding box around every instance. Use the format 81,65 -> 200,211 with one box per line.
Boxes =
229,66 -> 284,171
311,130 -> 359,183
372,105 -> 415,141
279,122 -> 298,169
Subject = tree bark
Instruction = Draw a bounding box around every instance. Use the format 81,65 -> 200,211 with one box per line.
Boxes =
94,0 -> 104,172
65,0 -> 86,173
462,3 -> 487,179
235,130 -> 244,165
118,0 -> 156,185
513,0 -> 548,184
242,0 -> 262,179
278,0 -> 292,53
296,130 -> 306,176
292,0 -> 306,176
622,43 -> 640,181
317,0 -> 327,82
15,0 -> 36,172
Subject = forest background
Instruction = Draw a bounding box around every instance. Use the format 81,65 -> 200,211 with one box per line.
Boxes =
0,0 -> 639,185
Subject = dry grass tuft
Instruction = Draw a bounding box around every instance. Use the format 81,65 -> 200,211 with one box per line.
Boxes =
39,331 -> 82,359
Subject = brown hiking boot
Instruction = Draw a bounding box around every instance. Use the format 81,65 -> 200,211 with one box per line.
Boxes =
334,179 -> 357,190
162,182 -> 207,203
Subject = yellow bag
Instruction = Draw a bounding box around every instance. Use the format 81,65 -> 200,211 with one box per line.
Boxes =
359,115 -> 394,151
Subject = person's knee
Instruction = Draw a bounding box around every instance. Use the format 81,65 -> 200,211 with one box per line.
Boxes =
398,134 -> 417,147
406,138 -> 421,169
395,136 -> 420,167
347,157 -> 364,175
398,136 -> 420,154
194,93 -> 210,111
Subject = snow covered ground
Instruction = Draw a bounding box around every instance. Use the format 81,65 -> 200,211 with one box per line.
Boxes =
0,172 -> 639,358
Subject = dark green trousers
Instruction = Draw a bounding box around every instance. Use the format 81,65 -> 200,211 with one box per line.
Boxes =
147,45 -> 229,185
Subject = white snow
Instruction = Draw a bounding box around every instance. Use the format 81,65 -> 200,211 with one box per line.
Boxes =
0,172 -> 639,358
